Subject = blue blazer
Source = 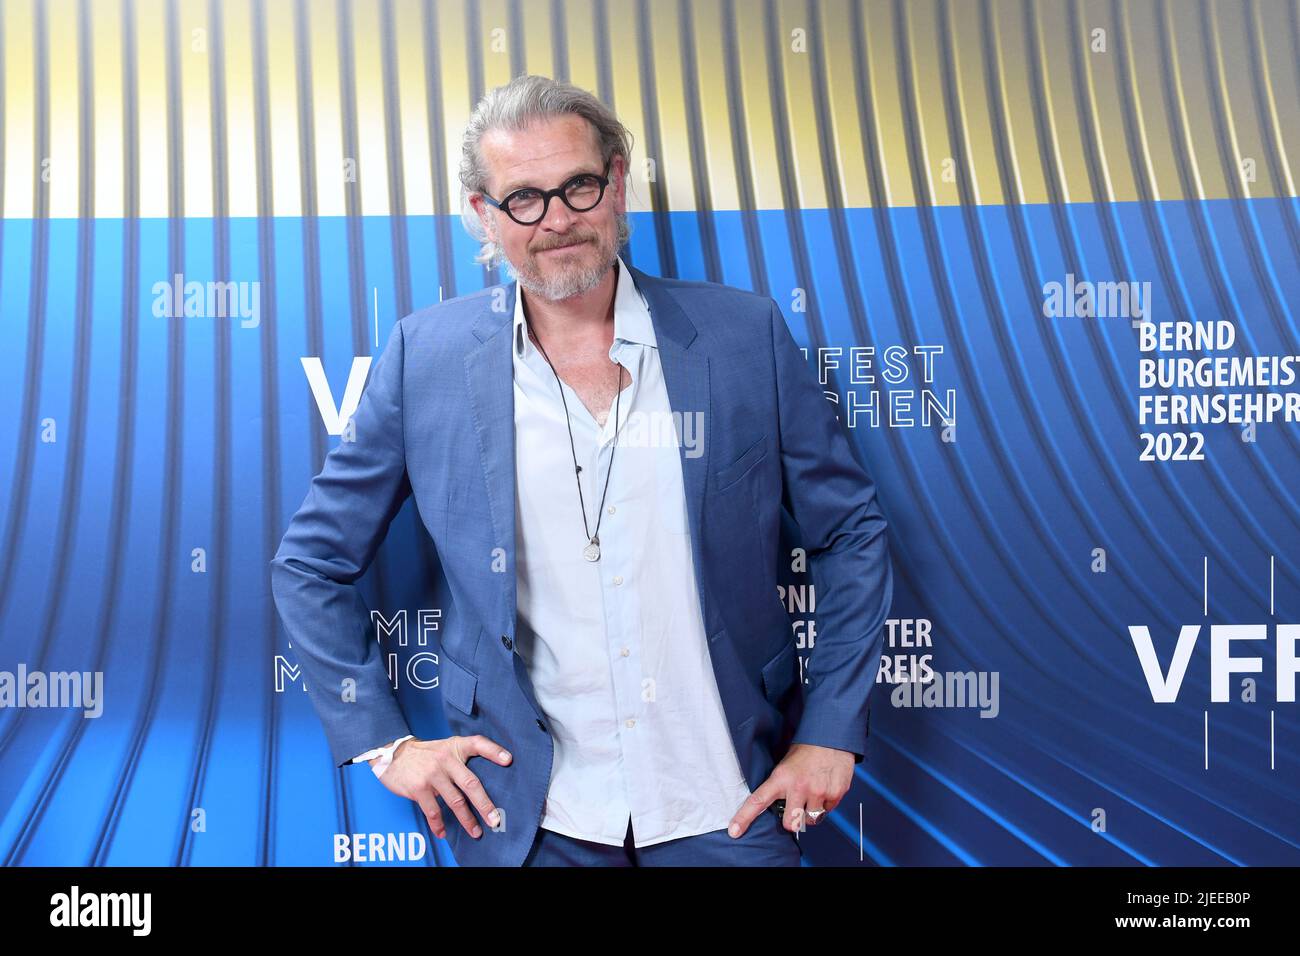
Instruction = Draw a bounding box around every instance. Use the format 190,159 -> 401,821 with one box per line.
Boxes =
270,262 -> 893,867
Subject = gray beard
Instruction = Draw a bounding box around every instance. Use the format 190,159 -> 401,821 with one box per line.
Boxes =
506,250 -> 613,301
499,218 -> 624,302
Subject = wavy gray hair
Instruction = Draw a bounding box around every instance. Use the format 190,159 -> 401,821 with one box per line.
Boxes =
459,74 -> 635,268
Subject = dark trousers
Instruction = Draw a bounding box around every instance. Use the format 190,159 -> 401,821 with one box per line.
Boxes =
521,811 -> 803,866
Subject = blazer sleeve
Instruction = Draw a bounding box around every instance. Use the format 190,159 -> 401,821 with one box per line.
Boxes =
269,319 -> 415,767
767,299 -> 894,764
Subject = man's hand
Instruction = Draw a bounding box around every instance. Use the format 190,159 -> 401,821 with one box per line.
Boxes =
728,743 -> 854,837
376,736 -> 512,840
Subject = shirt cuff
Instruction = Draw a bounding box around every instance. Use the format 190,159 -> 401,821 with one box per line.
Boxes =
351,735 -> 414,778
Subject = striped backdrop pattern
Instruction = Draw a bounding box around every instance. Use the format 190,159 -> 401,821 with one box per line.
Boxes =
1,0 -> 1298,865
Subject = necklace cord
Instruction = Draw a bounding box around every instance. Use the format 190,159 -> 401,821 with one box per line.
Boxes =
528,325 -> 623,544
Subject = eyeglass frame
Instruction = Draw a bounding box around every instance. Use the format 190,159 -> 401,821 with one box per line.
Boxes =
479,158 -> 614,226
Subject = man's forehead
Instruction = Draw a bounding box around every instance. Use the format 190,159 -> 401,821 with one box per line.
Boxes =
481,120 -> 602,193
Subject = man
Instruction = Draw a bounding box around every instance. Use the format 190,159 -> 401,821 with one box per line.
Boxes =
270,74 -> 892,867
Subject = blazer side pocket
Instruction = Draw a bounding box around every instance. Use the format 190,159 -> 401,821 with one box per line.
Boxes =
439,652 -> 479,716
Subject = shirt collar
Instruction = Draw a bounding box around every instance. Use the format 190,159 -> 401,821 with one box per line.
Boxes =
513,253 -> 655,361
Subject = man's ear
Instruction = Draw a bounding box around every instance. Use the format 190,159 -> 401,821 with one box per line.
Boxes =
612,154 -> 628,209
470,194 -> 497,239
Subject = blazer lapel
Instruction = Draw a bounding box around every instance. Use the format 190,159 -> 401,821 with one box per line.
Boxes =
627,264 -> 715,634
464,286 -> 518,627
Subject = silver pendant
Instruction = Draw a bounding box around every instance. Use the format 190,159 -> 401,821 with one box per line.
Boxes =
583,539 -> 601,562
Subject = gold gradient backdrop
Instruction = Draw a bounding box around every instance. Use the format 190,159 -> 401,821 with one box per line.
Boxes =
2,0 -> 1298,221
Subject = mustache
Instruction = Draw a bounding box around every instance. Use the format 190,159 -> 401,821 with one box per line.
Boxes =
535,237 -> 590,252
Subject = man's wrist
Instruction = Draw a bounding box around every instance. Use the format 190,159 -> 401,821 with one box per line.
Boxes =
359,734 -> 414,777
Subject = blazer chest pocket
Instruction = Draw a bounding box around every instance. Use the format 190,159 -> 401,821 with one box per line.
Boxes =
439,653 -> 479,716
714,434 -> 768,492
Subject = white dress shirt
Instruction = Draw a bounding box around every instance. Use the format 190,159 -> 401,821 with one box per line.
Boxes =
510,254 -> 751,848
354,255 -> 752,848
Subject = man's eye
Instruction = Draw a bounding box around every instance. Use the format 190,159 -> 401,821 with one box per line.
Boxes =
508,189 -> 542,203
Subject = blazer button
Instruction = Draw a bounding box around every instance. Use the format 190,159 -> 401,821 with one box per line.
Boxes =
536,718 -> 547,732
501,634 -> 513,651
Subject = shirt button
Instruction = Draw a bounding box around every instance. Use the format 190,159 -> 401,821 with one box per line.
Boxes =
607,505 -> 616,514
625,718 -> 636,728
620,647 -> 630,657
612,575 -> 623,586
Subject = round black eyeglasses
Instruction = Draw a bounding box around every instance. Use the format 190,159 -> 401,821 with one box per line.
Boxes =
481,159 -> 613,226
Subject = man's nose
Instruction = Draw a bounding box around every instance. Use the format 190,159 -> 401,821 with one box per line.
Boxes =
539,193 -> 578,232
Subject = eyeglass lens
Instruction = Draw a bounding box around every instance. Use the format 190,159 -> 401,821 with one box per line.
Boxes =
507,175 -> 603,223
